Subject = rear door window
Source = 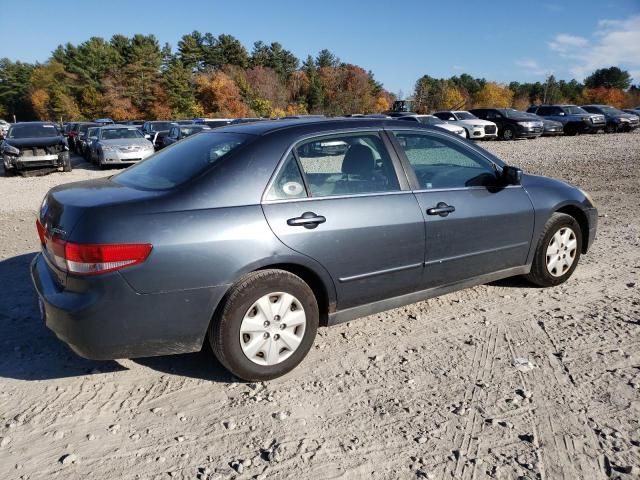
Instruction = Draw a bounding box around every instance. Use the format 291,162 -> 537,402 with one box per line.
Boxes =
294,133 -> 400,197
114,132 -> 251,190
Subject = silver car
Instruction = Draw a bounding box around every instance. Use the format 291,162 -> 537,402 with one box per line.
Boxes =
91,125 -> 155,168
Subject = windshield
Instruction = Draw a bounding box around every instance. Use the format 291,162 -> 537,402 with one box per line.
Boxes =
114,132 -> 251,190
498,109 -> 530,120
597,106 -> 624,115
455,112 -> 477,120
149,122 -> 175,132
180,126 -> 205,136
101,128 -> 144,140
418,116 -> 444,126
203,120 -> 231,128
7,124 -> 59,139
564,106 -> 588,115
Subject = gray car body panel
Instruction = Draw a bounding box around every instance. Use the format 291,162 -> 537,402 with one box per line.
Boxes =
31,118 -> 597,360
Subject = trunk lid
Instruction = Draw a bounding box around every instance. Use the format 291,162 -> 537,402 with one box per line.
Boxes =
39,177 -> 165,285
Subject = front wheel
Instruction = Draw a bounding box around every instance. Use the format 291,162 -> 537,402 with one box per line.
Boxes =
525,213 -> 582,287
502,126 -> 516,140
209,269 -> 319,381
61,153 -> 72,172
564,124 -> 579,136
604,123 -> 616,134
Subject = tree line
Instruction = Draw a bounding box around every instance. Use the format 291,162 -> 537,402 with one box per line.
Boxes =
412,67 -> 639,113
0,30 -> 637,122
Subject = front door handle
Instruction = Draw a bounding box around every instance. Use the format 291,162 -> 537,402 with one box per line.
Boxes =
427,202 -> 455,217
287,211 -> 326,229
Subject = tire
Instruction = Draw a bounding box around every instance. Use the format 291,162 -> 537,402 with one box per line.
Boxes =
605,123 -> 616,134
564,124 -> 579,136
61,153 -> 72,172
209,269 -> 319,381
502,126 -> 516,141
463,128 -> 470,139
525,213 -> 582,287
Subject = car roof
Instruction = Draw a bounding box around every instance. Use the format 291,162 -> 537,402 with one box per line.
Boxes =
210,117 -> 449,137
11,121 -> 58,126
99,124 -> 140,129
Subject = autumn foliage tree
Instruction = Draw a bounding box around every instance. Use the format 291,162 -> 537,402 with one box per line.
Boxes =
473,82 -> 514,108
0,30 -> 635,122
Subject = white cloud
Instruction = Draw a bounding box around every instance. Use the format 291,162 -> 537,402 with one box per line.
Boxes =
548,15 -> 640,82
515,58 -> 548,76
452,65 -> 464,71
548,34 -> 589,53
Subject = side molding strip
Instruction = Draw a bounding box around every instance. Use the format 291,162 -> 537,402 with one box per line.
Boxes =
328,265 -> 530,326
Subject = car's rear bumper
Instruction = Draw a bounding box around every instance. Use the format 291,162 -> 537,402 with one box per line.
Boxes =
30,253 -> 228,360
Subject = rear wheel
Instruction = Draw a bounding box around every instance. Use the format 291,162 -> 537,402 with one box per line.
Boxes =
209,269 -> 319,381
525,213 -> 582,287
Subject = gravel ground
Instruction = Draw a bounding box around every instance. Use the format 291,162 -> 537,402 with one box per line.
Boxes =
0,131 -> 639,480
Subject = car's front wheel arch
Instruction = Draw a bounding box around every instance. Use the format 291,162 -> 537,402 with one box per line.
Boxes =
555,205 -> 590,254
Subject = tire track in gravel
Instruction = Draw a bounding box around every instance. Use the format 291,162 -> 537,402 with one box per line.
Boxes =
505,318 -> 603,479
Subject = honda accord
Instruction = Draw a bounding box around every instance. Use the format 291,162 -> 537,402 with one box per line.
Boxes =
31,118 -> 598,380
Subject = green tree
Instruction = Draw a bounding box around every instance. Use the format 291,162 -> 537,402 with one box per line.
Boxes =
316,49 -> 338,68
0,59 -> 35,120
584,67 -> 632,90
178,31 -> 204,72
163,57 -> 197,118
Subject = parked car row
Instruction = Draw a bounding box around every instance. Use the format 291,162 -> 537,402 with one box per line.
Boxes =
389,104 -> 639,140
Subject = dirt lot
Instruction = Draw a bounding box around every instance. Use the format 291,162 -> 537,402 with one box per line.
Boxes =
0,132 -> 639,480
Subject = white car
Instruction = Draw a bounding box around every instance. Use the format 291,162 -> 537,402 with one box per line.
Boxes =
395,114 -> 466,137
0,120 -> 10,138
433,111 -> 498,139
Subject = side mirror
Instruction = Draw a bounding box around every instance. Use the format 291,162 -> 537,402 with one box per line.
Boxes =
502,165 -> 523,185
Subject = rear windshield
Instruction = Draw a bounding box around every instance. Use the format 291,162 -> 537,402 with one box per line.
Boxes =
7,124 -> 59,138
114,132 -> 251,190
149,122 -> 175,131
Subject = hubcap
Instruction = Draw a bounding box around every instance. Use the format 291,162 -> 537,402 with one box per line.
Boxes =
504,129 -> 513,140
239,292 -> 306,366
546,227 -> 577,277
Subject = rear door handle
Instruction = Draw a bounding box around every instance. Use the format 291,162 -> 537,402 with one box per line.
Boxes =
287,211 -> 326,229
427,202 -> 455,217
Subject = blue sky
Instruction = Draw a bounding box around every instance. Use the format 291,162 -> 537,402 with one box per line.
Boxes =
0,0 -> 638,95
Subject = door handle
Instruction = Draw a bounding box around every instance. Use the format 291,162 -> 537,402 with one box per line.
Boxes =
287,211 -> 326,229
427,202 -> 455,217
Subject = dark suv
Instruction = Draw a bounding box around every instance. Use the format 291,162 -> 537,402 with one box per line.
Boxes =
581,104 -> 640,133
469,108 -> 543,140
526,105 -> 605,135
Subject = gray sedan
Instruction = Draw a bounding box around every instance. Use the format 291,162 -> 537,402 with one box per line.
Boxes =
90,125 -> 155,168
32,118 -> 597,381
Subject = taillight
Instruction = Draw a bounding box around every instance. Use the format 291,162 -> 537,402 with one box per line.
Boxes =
65,242 -> 152,275
36,219 -> 46,245
36,219 -> 152,275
